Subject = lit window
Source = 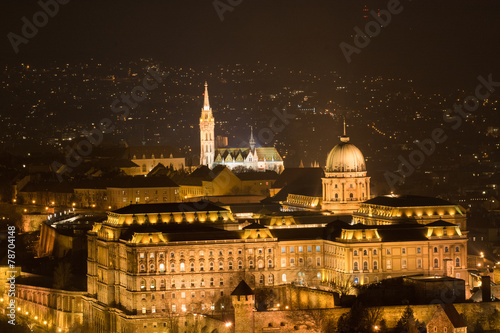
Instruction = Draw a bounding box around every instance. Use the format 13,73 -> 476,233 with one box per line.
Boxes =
282,274 -> 286,282
316,246 -> 320,252
307,246 -> 312,252
290,247 -> 294,253
299,246 -> 303,253
159,263 -> 165,273
281,258 -> 286,267
180,263 -> 185,272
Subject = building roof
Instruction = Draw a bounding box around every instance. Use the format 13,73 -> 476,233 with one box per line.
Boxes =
106,176 -> 179,189
364,195 -> 456,207
267,168 -> 324,202
120,223 -> 241,242
111,201 -> 227,214
440,303 -> 467,328
426,220 -> 458,227
125,146 -> 183,159
231,280 -> 254,296
236,170 -> 278,181
326,140 -> 366,172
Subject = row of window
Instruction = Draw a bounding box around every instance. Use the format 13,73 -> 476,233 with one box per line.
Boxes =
280,257 -> 321,267
281,246 -> 321,254
139,274 -> 278,291
353,245 -> 461,256
140,259 -> 274,273
139,248 -> 273,260
352,257 -> 461,271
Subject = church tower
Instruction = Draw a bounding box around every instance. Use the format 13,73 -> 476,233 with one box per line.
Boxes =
200,82 -> 215,166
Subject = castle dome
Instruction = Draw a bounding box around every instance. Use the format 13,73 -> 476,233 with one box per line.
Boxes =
325,136 -> 366,172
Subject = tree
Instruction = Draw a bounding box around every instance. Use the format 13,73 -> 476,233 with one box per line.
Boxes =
394,305 -> 422,333
53,261 -> 73,290
254,288 -> 277,311
336,301 -> 374,333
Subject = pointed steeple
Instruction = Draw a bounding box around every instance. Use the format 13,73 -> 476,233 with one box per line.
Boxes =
340,116 -> 350,143
203,81 -> 210,111
249,126 -> 256,151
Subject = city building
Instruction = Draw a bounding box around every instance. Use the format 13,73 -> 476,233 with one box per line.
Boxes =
200,83 -> 284,173
82,200 -> 468,332
124,146 -> 186,176
322,123 -> 371,214
353,194 -> 467,229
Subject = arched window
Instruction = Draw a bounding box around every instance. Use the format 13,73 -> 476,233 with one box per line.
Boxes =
363,249 -> 368,256
268,259 -> 273,268
209,262 -> 214,271
249,260 -> 254,268
335,193 -> 339,200
140,279 -> 146,290
190,262 -> 195,272
200,278 -> 205,287
228,261 -> 233,270
258,260 -> 264,268
238,260 -> 243,270
150,279 -> 156,290
363,261 -> 368,271
268,274 -> 274,284
373,249 -> 378,255
455,257 -> 460,267
159,263 -> 165,273
349,193 -> 354,199
140,264 -> 145,272
353,250 -> 358,256
150,264 -> 155,271
260,275 -> 265,285
373,260 -> 378,270
199,262 -> 204,271
219,261 -> 224,270
455,246 -> 460,252
354,277 -> 359,284
444,246 -> 449,253
170,263 -> 175,272
434,247 -> 438,253
210,277 -> 214,287
353,261 -> 359,271
433,258 -> 439,268
180,263 -> 185,272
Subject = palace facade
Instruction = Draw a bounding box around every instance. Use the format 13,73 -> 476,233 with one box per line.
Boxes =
83,201 -> 468,332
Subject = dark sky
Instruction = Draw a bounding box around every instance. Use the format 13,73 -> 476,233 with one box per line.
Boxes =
1,0 -> 500,89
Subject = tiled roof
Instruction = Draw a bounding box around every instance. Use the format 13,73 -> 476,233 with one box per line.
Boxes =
231,280 -> 254,296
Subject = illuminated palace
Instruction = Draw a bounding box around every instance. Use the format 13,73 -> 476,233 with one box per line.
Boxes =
199,82 -> 284,173
83,201 -> 468,332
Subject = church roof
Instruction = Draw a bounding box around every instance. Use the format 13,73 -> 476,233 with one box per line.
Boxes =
214,147 -> 282,162
440,304 -> 467,328
255,147 -> 282,161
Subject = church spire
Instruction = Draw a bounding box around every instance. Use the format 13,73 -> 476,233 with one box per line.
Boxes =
203,81 -> 210,111
249,126 -> 255,151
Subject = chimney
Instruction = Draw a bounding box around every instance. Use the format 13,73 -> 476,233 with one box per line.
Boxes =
482,275 -> 491,302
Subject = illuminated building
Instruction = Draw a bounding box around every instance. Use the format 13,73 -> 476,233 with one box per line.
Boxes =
200,83 -> 284,173
354,195 -> 467,229
321,123 -> 370,214
82,202 -> 468,332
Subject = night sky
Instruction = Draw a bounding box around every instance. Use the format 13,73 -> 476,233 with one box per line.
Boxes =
1,0 -> 500,89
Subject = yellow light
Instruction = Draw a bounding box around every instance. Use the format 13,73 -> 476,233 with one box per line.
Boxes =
92,204 -> 96,208
225,322 -> 232,327
35,316 -> 38,320
44,321 -> 47,325
285,306 -> 289,309
51,201 -> 55,205
59,329 -> 62,332
17,307 -> 20,311
72,202 -> 76,206
45,207 -> 49,210
0,298 -> 3,302
25,312 -> 28,315
108,206 -> 112,209
24,209 -> 27,212
32,200 -> 36,204
13,199 -> 16,203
